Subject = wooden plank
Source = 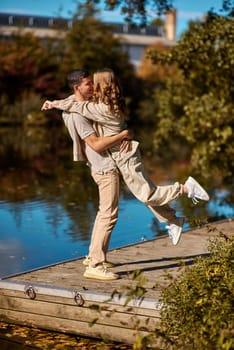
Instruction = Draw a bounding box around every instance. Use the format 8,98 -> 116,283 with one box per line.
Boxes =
4,227 -> 214,298
0,280 -> 162,311
0,288 -> 161,318
0,308 -> 153,344
0,294 -> 160,330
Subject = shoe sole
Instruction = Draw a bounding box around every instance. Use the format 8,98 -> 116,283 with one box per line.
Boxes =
172,226 -> 182,245
189,176 -> 210,201
173,218 -> 185,245
83,272 -> 119,280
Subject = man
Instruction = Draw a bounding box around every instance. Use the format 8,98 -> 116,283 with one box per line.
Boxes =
50,70 -> 131,280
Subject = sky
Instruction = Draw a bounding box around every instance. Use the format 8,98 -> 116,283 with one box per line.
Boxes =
0,0 -> 225,38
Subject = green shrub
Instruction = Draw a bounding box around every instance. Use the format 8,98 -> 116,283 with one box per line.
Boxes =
157,233 -> 234,350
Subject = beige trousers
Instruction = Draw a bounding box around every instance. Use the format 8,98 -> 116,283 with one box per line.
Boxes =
89,170 -> 119,267
88,143 -> 184,266
111,141 -> 183,224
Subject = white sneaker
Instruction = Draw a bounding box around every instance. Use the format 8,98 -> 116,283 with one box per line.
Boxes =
82,256 -> 116,268
166,217 -> 185,245
185,176 -> 210,204
83,265 -> 119,280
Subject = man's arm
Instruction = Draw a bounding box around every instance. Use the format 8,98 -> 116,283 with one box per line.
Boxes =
44,106 -> 132,153
84,129 -> 132,153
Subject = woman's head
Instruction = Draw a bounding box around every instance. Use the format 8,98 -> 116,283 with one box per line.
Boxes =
93,68 -> 125,116
93,68 -> 116,90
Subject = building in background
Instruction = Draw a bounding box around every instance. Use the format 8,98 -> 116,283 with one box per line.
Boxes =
0,11 -> 177,67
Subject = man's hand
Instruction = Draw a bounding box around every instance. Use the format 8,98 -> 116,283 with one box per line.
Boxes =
41,100 -> 55,110
121,129 -> 134,140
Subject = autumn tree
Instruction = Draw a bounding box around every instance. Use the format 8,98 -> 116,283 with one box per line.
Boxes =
137,42 -> 179,116
0,32 -> 63,103
138,43 -> 177,82
0,31 -> 66,123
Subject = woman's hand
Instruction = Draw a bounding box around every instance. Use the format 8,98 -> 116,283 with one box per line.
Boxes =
120,139 -> 132,153
41,100 -> 55,110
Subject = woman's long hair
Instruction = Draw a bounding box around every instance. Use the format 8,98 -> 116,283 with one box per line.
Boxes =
92,68 -> 125,117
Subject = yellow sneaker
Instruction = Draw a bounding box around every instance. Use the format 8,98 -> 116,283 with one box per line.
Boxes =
83,265 -> 119,280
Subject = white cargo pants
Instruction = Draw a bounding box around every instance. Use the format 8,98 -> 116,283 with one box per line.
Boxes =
111,141 -> 183,224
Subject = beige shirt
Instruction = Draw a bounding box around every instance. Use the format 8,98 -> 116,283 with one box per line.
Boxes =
62,111 -> 116,173
57,95 -> 126,139
59,95 -> 139,170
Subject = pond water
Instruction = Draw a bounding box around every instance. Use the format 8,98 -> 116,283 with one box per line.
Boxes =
0,126 -> 233,279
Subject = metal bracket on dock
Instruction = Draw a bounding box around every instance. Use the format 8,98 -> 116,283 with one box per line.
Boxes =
73,290 -> 84,306
24,285 -> 36,300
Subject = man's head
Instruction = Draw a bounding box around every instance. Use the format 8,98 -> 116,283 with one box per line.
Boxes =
67,69 -> 93,101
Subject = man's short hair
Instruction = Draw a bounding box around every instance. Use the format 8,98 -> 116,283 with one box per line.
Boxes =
67,69 -> 90,89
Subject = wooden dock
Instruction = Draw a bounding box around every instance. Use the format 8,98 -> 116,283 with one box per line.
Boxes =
0,219 -> 233,344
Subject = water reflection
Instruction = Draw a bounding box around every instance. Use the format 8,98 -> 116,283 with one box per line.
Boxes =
0,126 -> 233,278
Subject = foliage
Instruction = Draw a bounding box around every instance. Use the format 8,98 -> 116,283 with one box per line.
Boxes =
0,32 -> 64,102
150,17 -> 165,26
0,31 -> 67,125
74,0 -> 234,24
136,43 -> 180,126
156,233 -> 234,349
74,0 -> 173,24
145,13 -> 234,179
119,269 -> 148,306
60,2 -> 142,119
61,3 -> 128,72
138,43 -> 179,83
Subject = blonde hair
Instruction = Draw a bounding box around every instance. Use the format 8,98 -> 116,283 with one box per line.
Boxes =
92,68 -> 125,117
